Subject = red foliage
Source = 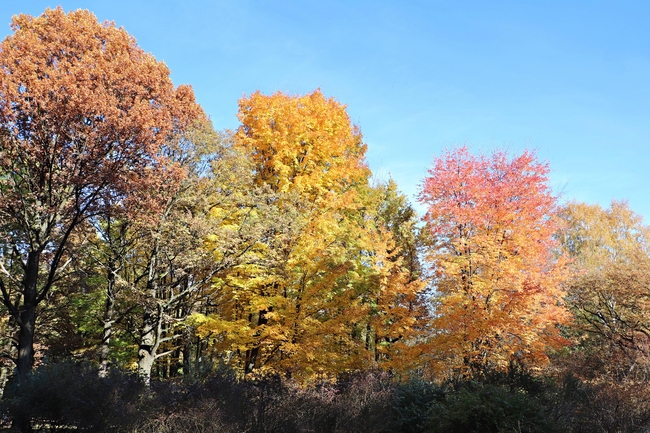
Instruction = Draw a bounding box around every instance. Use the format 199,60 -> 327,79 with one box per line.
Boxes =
419,147 -> 569,377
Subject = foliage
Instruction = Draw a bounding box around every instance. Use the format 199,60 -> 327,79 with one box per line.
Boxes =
194,90 -> 428,380
1,6 -> 649,430
426,381 -> 560,433
0,6 -> 202,378
557,200 -> 650,271
8,362 -> 648,433
1,361 -> 145,431
393,378 -> 444,433
558,201 -> 650,383
236,89 -> 369,199
419,147 -> 570,378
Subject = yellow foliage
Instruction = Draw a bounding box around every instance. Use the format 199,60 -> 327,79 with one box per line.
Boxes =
197,90 -> 428,381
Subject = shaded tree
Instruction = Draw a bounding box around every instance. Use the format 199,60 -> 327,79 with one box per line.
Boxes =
558,201 -> 650,382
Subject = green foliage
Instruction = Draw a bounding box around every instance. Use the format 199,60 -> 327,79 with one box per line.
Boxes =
426,382 -> 561,433
393,379 -> 444,433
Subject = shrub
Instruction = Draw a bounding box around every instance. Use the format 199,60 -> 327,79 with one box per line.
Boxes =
426,382 -> 561,433
1,361 -> 145,431
393,379 -> 444,433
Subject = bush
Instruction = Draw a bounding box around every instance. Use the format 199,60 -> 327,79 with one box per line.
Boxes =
1,361 -> 146,431
426,382 -> 561,433
15,362 -> 648,432
393,379 -> 444,433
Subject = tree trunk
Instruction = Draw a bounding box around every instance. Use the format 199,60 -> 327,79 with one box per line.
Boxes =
13,252 -> 39,433
16,306 -> 35,378
182,342 -> 191,377
138,348 -> 155,387
138,304 -> 157,386
245,309 -> 268,374
17,251 -> 39,378
98,264 -> 116,378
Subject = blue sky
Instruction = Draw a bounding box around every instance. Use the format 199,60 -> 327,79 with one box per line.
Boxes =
1,1 -> 648,219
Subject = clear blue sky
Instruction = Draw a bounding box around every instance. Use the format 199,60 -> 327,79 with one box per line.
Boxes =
1,1 -> 648,219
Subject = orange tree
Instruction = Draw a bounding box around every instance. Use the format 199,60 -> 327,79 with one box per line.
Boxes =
419,147 -> 569,378
0,7 -> 201,378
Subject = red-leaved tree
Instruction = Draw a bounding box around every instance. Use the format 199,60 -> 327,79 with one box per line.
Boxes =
419,147 -> 569,378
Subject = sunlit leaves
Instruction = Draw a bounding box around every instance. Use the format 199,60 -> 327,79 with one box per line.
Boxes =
559,201 -> 650,382
419,147 -> 569,378
193,90 -> 428,380
236,89 -> 369,200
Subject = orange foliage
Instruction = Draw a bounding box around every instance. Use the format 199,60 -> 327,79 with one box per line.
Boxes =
419,147 -> 570,378
236,89 -> 369,199
0,7 -> 202,376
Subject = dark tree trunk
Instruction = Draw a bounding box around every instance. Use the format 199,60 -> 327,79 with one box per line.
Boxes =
13,252 -> 40,433
245,309 -> 269,374
17,251 -> 39,378
16,306 -> 35,378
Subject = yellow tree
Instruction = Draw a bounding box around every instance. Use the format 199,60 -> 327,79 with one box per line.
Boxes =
558,200 -> 650,271
419,147 -> 569,379
236,89 -> 368,200
224,90 -> 369,377
194,90 -> 427,379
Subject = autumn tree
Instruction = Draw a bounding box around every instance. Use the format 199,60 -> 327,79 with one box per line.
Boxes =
193,90 -> 428,380
558,201 -> 650,381
419,147 -> 569,378
186,128 -> 307,376
0,7 -> 201,381
355,180 -> 429,373
193,90 -> 368,377
236,90 -> 368,199
558,200 -> 650,271
130,123 -> 238,385
376,179 -> 425,282
69,123 -> 253,385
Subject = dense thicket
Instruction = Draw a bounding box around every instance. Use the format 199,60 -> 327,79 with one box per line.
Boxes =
0,6 -> 649,433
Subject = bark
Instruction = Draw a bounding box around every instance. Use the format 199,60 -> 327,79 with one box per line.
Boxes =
138,300 -> 158,386
137,233 -> 161,386
0,366 -> 9,399
8,253 -> 41,433
245,309 -> 269,374
138,348 -> 155,387
16,306 -> 35,378
17,251 -> 40,378
98,263 -> 116,378
182,342 -> 192,377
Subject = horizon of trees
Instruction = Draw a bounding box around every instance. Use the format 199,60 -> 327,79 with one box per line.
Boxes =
1,6 -> 650,432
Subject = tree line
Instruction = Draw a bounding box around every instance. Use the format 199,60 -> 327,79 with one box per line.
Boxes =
1,7 -> 650,432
